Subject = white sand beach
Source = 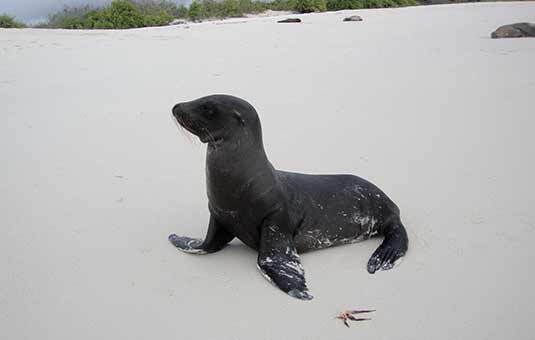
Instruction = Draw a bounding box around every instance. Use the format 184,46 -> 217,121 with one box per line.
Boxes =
2,2 -> 535,339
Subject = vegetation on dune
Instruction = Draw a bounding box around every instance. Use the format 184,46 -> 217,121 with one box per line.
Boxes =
0,14 -> 26,28
186,0 -> 417,18
43,0 -> 178,29
187,0 -> 268,21
264,0 -> 297,11
185,0 -> 324,19
294,0 -> 327,13
3,0 -> 421,30
326,0 -> 417,10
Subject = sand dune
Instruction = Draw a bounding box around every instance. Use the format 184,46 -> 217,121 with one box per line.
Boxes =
2,2 -> 535,339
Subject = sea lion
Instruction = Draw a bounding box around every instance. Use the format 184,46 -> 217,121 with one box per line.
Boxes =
169,94 -> 408,300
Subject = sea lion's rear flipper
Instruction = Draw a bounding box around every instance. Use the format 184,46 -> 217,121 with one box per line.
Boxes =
367,219 -> 408,274
257,223 -> 313,301
168,215 -> 234,255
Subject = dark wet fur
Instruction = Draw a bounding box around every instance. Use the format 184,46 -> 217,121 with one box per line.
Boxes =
168,95 -> 409,300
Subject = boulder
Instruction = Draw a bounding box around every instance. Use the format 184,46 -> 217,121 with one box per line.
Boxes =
278,18 -> 301,23
491,22 -> 535,38
343,15 -> 362,22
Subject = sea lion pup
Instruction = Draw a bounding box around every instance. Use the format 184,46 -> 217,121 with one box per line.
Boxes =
169,95 -> 408,300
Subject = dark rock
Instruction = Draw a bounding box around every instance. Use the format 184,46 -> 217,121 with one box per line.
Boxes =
491,22 -> 535,38
278,18 -> 301,23
343,15 -> 363,22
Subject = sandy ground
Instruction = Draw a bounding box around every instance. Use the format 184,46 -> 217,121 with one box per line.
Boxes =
2,2 -> 535,339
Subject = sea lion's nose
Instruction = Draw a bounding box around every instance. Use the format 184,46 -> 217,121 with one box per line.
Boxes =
172,103 -> 182,117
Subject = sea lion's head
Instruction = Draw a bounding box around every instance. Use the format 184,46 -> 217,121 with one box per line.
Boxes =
172,94 -> 262,146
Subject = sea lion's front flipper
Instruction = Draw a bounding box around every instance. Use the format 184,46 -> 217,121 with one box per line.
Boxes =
257,222 -> 313,301
169,215 -> 234,255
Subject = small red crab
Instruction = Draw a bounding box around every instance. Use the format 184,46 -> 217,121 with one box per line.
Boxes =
336,310 -> 375,328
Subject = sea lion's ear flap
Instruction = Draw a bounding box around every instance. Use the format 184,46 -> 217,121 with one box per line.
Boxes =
233,110 -> 246,126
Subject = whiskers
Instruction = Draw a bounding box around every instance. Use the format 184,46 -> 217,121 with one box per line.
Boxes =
170,113 -> 196,145
201,126 -> 221,151
169,112 -> 221,149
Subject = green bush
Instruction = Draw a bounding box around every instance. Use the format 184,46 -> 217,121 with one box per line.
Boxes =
107,0 -> 144,28
136,0 -> 176,15
135,0 -> 183,20
83,9 -> 110,29
198,0 -> 216,18
44,0 -> 175,29
188,1 -> 203,21
187,0 -> 248,21
295,0 -> 314,12
143,10 -> 174,26
265,0 -> 297,11
326,0 -> 416,10
0,14 -> 26,28
220,0 -> 244,17
238,0 -> 266,14
38,0 -> 419,29
326,0 -> 354,10
175,5 -> 189,18
295,0 -> 326,12
46,5 -> 93,28
316,0 -> 328,11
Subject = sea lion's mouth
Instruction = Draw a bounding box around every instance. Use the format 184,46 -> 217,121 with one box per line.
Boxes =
176,117 -> 221,144
199,130 -> 223,144
174,115 -> 204,137
180,121 -> 201,136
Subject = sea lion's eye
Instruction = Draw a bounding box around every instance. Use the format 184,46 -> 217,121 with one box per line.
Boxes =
203,105 -> 216,117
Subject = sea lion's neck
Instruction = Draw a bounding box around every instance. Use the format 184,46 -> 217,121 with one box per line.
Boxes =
206,141 -> 271,178
205,141 -> 276,208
